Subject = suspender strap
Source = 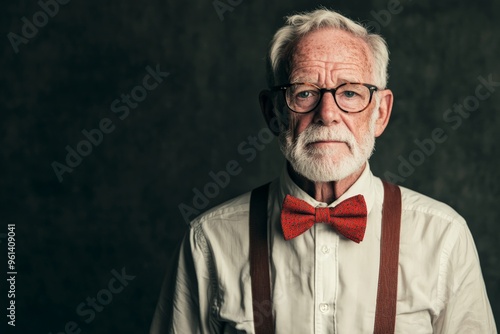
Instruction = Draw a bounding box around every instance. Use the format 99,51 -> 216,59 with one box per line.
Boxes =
249,180 -> 401,334
374,180 -> 402,334
249,183 -> 274,334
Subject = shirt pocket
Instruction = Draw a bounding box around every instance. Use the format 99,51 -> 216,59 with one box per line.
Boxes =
395,309 -> 433,334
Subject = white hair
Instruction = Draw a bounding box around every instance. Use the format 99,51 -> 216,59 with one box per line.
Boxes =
266,8 -> 390,89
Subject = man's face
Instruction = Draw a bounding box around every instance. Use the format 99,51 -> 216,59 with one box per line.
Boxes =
279,28 -> 383,182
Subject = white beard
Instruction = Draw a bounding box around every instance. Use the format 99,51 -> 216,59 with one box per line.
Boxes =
279,110 -> 378,182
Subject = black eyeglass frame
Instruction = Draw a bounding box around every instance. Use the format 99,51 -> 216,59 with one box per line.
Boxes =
271,82 -> 379,114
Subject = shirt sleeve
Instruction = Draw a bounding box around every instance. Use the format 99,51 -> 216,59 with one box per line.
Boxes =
150,223 -> 220,334
432,221 -> 497,333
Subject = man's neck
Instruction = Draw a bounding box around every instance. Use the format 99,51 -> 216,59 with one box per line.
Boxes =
287,162 -> 366,204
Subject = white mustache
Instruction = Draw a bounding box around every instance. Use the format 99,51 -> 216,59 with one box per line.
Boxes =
299,125 -> 356,149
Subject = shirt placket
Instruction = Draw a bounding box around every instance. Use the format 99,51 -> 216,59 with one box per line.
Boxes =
314,203 -> 339,334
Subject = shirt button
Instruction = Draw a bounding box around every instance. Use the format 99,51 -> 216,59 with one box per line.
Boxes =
319,303 -> 329,313
321,245 -> 330,254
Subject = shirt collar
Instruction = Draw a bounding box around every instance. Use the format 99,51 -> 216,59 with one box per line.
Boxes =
278,162 -> 376,214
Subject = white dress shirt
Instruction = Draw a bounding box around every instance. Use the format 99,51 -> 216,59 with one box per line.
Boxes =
151,164 -> 497,333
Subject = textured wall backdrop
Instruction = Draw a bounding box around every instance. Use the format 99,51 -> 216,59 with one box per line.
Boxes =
2,0 -> 499,333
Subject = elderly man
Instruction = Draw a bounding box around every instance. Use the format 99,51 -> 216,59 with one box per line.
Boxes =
151,8 -> 496,334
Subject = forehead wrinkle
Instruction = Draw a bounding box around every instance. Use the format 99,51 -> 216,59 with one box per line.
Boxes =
290,28 -> 374,84
290,64 -> 323,83
291,61 -> 365,86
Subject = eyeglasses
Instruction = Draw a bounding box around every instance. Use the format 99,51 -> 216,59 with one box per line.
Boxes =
271,82 -> 379,113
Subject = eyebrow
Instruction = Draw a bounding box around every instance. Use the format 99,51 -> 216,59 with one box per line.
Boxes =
289,75 -> 316,84
289,77 -> 359,86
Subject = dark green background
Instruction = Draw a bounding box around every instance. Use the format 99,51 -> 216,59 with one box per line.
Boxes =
2,0 -> 499,333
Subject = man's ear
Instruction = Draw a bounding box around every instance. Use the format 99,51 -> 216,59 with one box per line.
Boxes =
374,89 -> 394,137
259,90 -> 281,136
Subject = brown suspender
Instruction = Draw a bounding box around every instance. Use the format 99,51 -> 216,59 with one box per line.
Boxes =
249,183 -> 275,334
374,181 -> 402,334
249,180 -> 402,334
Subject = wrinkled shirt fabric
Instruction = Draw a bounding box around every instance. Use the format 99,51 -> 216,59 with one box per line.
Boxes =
151,165 -> 497,334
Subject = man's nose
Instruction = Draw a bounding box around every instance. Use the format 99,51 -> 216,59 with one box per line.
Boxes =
314,91 -> 343,125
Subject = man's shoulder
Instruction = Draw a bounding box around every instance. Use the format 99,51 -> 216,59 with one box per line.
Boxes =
189,189 -> 253,230
398,184 -> 466,225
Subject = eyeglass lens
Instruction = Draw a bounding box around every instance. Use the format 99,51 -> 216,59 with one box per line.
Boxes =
286,83 -> 371,113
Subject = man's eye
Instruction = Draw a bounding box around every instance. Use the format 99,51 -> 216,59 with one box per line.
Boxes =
296,91 -> 315,99
343,91 -> 357,98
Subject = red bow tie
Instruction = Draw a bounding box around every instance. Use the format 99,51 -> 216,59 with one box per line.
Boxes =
280,194 -> 367,242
